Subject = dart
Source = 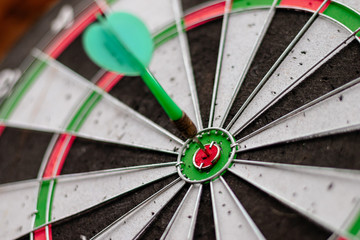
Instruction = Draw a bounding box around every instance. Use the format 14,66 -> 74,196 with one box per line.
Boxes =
83,12 -> 209,155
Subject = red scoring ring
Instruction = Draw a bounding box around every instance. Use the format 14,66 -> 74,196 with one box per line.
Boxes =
193,143 -> 221,170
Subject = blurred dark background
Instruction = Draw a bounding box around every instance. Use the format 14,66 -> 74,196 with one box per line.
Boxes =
0,0 -> 58,61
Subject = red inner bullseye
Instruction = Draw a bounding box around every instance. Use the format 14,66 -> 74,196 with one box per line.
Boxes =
193,143 -> 221,170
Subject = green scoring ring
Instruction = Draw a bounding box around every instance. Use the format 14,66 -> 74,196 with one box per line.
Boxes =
177,127 -> 237,183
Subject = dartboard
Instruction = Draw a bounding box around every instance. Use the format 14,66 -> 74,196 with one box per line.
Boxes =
1,0 -> 360,239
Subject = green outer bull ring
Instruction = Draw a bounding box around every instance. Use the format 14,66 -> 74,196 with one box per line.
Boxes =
177,127 -> 237,183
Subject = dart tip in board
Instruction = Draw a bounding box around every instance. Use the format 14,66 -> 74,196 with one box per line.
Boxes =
192,136 -> 211,156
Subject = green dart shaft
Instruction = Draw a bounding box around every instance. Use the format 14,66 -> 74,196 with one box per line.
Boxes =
140,69 -> 183,121
101,20 -> 183,121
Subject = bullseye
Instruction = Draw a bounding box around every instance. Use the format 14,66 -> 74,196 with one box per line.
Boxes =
193,142 -> 221,170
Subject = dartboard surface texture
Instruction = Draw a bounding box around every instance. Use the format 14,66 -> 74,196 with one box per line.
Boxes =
1,0 -> 360,239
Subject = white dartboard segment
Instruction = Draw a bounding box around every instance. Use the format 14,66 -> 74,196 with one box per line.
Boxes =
93,179 -> 185,240
0,180 -> 39,240
229,160 -> 360,235
7,62 -> 89,130
78,93 -> 182,152
236,78 -> 360,151
229,16 -> 350,135
51,163 -> 177,222
5,52 -> 183,153
161,184 -> 202,240
210,177 -> 265,240
212,9 -> 271,128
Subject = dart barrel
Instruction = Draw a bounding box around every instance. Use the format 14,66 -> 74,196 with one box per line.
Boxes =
172,112 -> 198,139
